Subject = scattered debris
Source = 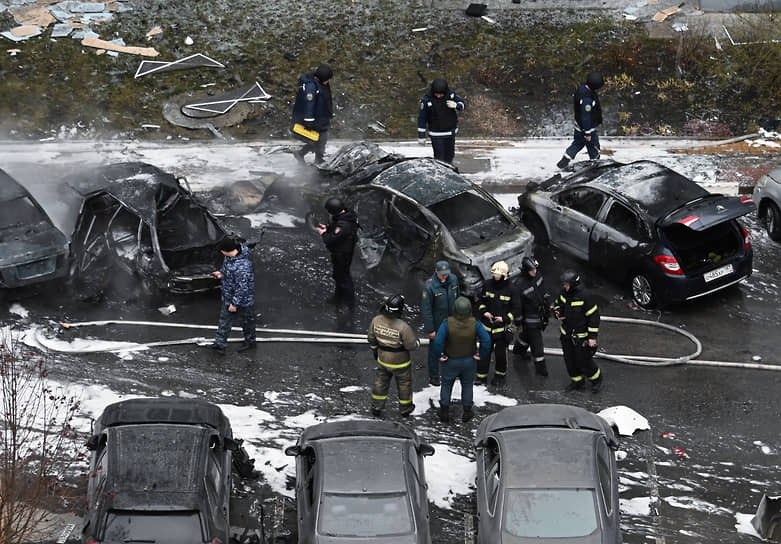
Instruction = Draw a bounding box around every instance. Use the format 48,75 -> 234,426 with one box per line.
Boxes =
182,82 -> 271,117
135,53 -> 225,78
2,25 -> 42,41
465,3 -> 487,16
481,15 -> 496,23
368,120 -> 386,133
51,22 -> 73,38
673,446 -> 688,458
411,27 -> 427,32
672,21 -> 688,31
145,26 -> 162,40
158,304 -> 176,315
652,6 -> 680,21
7,48 -> 21,55
9,4 -> 55,28
81,35 -> 158,56
141,124 -> 161,129
184,35 -> 193,45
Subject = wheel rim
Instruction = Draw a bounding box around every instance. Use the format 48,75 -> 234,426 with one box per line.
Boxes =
632,275 -> 653,307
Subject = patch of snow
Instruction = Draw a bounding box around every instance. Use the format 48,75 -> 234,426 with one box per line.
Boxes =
339,385 -> 365,393
620,496 -> 653,516
734,512 -> 761,538
9,303 -> 29,318
245,211 -> 302,228
411,383 -> 517,416
425,443 -> 475,509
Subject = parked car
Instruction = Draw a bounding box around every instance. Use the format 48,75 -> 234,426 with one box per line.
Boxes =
82,398 -> 238,544
318,143 -> 534,297
285,419 -> 435,544
517,159 -> 754,308
474,404 -> 621,544
0,168 -> 69,289
752,165 -> 781,242
61,162 -> 232,299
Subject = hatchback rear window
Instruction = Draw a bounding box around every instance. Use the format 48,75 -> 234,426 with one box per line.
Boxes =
504,488 -> 598,538
102,510 -> 204,543
319,492 -> 412,537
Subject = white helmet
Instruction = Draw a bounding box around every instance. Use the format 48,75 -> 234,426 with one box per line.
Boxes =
490,260 -> 509,279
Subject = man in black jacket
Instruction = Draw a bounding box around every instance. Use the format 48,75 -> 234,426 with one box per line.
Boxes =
417,78 -> 465,164
557,71 -> 604,169
317,196 -> 358,309
514,256 -> 551,377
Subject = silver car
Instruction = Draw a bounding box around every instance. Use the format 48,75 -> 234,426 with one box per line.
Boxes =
753,166 -> 781,242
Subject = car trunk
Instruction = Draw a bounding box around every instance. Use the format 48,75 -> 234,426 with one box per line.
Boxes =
660,220 -> 745,274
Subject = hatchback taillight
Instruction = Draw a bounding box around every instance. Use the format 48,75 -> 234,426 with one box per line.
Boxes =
653,255 -> 684,275
86,540 -> 100,544
742,227 -> 750,250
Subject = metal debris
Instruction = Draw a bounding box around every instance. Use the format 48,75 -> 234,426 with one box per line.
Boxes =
134,53 -> 225,78
181,82 -> 271,117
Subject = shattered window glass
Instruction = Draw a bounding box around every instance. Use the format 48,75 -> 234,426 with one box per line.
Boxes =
428,192 -> 512,247
0,196 -> 47,228
556,188 -> 605,219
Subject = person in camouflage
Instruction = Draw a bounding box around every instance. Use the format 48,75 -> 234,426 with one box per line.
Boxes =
209,238 -> 256,354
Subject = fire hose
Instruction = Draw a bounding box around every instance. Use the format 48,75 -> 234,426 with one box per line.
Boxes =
34,316 -> 780,371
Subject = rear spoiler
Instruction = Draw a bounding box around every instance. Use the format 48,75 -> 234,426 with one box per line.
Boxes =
659,195 -> 754,231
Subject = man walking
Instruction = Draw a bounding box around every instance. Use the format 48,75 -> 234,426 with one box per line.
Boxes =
291,64 -> 334,164
209,238 -> 256,354
553,269 -> 602,392
417,78 -> 465,164
430,297 -> 491,423
368,294 -> 420,418
317,196 -> 359,309
421,260 -> 460,386
557,71 -> 604,169
514,256 -> 551,376
476,261 -> 517,386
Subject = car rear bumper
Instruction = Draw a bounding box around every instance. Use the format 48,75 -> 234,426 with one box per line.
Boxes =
167,273 -> 220,294
655,250 -> 753,305
0,253 -> 69,289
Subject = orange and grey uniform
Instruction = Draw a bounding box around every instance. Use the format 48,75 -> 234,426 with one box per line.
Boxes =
476,278 -> 517,380
553,286 -> 601,386
368,314 -> 420,415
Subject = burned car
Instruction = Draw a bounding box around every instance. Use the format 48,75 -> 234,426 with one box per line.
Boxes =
474,404 -> 620,544
0,169 -> 69,289
62,162 -> 230,298
285,419 -> 435,544
82,398 -> 237,544
752,165 -> 781,242
320,143 -> 534,296
517,160 -> 754,308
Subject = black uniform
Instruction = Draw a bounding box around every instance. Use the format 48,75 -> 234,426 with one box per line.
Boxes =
553,285 -> 601,390
515,272 -> 551,376
476,277 -> 517,384
322,209 -> 359,307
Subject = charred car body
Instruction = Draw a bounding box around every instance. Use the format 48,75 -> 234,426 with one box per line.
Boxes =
517,160 -> 754,308
319,143 -> 534,297
62,162 -> 230,298
82,398 -> 237,544
752,165 -> 781,242
474,404 -> 620,544
285,419 -> 435,544
0,169 -> 69,288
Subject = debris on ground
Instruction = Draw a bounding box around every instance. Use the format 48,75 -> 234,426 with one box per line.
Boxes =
81,35 -> 159,56
135,53 -> 225,78
182,82 -> 271,117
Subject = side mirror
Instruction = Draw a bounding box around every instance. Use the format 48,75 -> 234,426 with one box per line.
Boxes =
285,445 -> 301,457
86,434 -> 100,451
474,439 -> 484,450
418,443 -> 435,457
224,437 -> 240,451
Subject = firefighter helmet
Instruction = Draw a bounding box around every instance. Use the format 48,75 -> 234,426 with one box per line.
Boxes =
381,294 -> 405,317
560,269 -> 581,288
490,260 -> 509,279
324,197 -> 344,214
522,256 -> 539,273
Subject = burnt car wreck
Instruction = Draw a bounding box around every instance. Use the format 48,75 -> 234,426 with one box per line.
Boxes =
317,143 -> 534,296
62,162 -> 232,299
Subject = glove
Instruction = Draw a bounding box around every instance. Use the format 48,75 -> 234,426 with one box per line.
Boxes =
418,138 -> 426,145
446,100 -> 458,109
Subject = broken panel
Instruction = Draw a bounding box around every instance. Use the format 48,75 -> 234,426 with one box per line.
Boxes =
134,52 -> 225,78
181,82 -> 271,117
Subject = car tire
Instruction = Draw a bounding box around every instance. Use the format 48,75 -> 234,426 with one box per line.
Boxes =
765,201 -> 781,242
522,212 -> 549,245
630,272 -> 657,309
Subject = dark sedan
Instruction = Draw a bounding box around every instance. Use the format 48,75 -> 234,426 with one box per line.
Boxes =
474,404 -> 621,544
517,159 -> 754,308
285,419 -> 435,544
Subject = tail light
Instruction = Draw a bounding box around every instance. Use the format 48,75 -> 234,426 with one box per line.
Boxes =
86,540 -> 100,544
742,227 -> 750,250
653,255 -> 683,275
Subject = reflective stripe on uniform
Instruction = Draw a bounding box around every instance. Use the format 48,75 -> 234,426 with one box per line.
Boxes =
571,300 -> 584,306
589,368 -> 601,380
371,393 -> 388,400
399,398 -> 413,405
378,359 -> 412,370
495,370 -> 506,376
476,372 -> 488,378
499,295 -> 511,301
588,327 -> 599,333
575,332 -> 588,338
571,375 -> 584,382
491,327 -> 505,334
585,304 -> 598,316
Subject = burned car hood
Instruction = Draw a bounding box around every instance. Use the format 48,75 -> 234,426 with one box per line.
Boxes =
659,194 -> 754,230
459,230 -> 534,279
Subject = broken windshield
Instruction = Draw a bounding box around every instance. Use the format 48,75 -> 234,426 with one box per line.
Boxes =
428,192 -> 512,247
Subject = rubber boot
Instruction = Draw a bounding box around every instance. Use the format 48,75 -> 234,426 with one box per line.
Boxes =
557,156 -> 571,169
590,374 -> 603,393
439,405 -> 450,423
462,406 -> 474,423
535,361 -> 549,376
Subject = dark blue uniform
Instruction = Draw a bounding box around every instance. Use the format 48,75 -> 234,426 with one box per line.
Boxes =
564,83 -> 602,162
417,88 -> 465,164
291,72 -> 333,162
214,244 -> 256,349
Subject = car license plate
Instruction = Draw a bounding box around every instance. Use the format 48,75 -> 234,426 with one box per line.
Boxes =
703,263 -> 733,282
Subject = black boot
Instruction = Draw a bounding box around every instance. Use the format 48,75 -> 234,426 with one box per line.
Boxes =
535,361 -> 549,376
491,374 -> 505,386
439,405 -> 450,423
462,406 -> 474,423
557,156 -> 571,169
564,379 -> 585,392
590,375 -> 603,393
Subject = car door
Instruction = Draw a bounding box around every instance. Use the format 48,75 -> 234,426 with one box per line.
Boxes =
596,436 -> 620,541
549,187 -> 606,260
590,199 -> 652,278
385,197 -> 435,274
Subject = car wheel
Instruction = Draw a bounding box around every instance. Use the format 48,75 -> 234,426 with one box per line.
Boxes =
630,273 -> 657,309
765,201 -> 781,242
523,212 -> 549,245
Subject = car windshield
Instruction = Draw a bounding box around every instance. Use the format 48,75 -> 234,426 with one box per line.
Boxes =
318,492 -> 413,537
0,196 -> 47,229
102,510 -> 204,543
428,191 -> 512,247
504,488 -> 598,538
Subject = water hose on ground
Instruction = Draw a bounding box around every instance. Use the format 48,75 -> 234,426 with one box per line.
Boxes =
48,317 -> 780,371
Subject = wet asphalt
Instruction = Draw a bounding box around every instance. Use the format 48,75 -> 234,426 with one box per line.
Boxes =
1,143 -> 780,544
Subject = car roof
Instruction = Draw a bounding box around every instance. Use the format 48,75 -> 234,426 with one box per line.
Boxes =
478,403 -> 615,439
0,169 -> 29,201
498,428 -> 598,488
300,419 -> 419,443
318,436 -> 409,494
369,159 -> 473,207
95,398 -> 232,437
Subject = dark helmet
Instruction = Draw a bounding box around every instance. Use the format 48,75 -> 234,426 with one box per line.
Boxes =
314,64 -> 333,82
454,296 -> 472,318
560,269 -> 581,288
381,294 -> 405,317
522,256 -> 539,273
324,197 -> 344,214
431,78 -> 448,95
586,71 -> 604,90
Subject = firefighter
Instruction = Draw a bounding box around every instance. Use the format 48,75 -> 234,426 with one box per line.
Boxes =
476,261 -> 517,386
317,196 -> 359,309
514,256 -> 551,376
553,270 -> 603,392
368,294 -> 420,417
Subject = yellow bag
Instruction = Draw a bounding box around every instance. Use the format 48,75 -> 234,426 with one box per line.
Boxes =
292,123 -> 320,142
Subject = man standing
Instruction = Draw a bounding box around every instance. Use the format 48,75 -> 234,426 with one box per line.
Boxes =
317,196 -> 358,309
430,297 -> 491,423
553,269 -> 602,392
421,260 -> 460,386
291,64 -> 334,165
514,256 -> 551,377
368,294 -> 420,418
209,238 -> 256,354
557,71 -> 604,169
476,261 -> 517,386
417,78 -> 465,164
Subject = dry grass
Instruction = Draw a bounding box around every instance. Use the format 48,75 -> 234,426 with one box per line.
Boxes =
461,95 -> 524,138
